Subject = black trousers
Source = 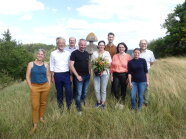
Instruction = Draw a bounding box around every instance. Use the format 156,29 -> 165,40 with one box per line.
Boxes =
112,72 -> 128,102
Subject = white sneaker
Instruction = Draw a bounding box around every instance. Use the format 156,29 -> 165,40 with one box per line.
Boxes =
78,112 -> 82,115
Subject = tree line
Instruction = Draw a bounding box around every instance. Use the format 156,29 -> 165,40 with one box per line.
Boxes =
0,30 -> 55,88
148,1 -> 186,58
0,1 -> 185,87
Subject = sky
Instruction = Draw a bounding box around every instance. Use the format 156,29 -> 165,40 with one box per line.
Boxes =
0,0 -> 185,49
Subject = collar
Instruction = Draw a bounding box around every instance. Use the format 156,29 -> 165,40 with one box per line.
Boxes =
57,49 -> 65,53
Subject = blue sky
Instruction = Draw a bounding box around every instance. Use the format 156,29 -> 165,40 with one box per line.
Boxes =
0,0 -> 184,49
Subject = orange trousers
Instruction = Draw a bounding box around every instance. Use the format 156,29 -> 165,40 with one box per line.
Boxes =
30,82 -> 50,124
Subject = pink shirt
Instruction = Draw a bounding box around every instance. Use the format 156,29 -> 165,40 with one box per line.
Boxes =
110,53 -> 131,73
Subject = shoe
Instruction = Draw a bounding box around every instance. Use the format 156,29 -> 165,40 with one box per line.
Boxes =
144,103 -> 148,107
82,100 -> 86,106
101,104 -> 106,109
95,102 -> 101,108
78,111 -> 82,115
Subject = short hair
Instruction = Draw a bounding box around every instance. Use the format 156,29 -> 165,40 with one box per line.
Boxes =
98,40 -> 106,46
108,32 -> 115,37
117,42 -> 128,53
78,38 -> 86,45
139,39 -> 148,44
69,37 -> 76,41
133,48 -> 141,52
56,37 -> 66,44
36,48 -> 46,56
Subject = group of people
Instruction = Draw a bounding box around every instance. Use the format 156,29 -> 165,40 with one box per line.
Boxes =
26,32 -> 155,133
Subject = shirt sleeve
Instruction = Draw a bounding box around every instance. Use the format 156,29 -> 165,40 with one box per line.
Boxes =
107,52 -> 112,64
150,52 -> 156,62
70,51 -> 75,61
91,52 -> 96,61
110,55 -> 116,73
143,59 -> 148,73
128,61 -> 132,74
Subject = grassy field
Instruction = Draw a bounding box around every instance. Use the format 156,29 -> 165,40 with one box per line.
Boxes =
0,57 -> 186,139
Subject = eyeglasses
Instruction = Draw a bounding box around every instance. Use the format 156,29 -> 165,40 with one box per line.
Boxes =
119,47 -> 125,48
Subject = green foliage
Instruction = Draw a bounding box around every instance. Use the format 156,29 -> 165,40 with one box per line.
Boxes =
148,1 -> 186,58
0,30 -> 34,82
22,43 -> 55,61
0,70 -> 14,89
92,57 -> 109,75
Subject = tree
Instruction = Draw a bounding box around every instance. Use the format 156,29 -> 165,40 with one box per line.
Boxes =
148,1 -> 186,58
0,30 -> 33,81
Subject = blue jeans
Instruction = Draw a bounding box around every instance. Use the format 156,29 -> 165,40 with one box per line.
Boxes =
54,72 -> 72,109
93,74 -> 109,102
75,75 -> 90,111
130,82 -> 146,109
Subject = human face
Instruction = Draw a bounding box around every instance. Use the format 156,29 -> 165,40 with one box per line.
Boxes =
36,51 -> 45,61
57,39 -> 65,51
98,42 -> 105,51
108,35 -> 114,44
69,37 -> 76,47
79,40 -> 87,52
139,40 -> 147,51
118,44 -> 126,54
133,50 -> 140,59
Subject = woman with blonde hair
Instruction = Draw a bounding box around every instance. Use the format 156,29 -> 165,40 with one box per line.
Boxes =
26,49 -> 51,133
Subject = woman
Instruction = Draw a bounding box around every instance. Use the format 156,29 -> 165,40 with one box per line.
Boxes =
110,42 -> 131,105
92,40 -> 112,108
26,49 -> 51,133
128,48 -> 148,110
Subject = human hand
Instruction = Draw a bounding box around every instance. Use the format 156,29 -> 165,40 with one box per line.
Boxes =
110,75 -> 113,82
51,76 -> 55,83
129,83 -> 133,89
70,75 -> 73,82
77,75 -> 82,81
146,81 -> 149,87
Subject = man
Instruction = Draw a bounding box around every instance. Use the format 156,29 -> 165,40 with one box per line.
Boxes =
65,37 -> 77,99
65,37 -> 77,53
139,39 -> 155,106
105,32 -> 117,95
50,37 -> 72,111
70,39 -> 90,113
105,32 -> 117,58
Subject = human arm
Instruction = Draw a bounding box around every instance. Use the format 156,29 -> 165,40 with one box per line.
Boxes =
128,74 -> 133,89
49,52 -> 55,83
70,60 -> 82,81
128,61 -> 132,89
144,59 -> 149,87
44,62 -> 51,85
150,52 -> 155,66
26,62 -> 33,89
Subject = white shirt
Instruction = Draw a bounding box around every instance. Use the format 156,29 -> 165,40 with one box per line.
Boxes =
92,51 -> 112,75
140,49 -> 155,70
65,46 -> 78,53
50,49 -> 70,72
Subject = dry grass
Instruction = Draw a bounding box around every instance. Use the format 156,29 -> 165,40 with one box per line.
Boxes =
0,57 -> 186,139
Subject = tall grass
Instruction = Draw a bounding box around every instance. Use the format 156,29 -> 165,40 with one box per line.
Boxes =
0,57 -> 185,139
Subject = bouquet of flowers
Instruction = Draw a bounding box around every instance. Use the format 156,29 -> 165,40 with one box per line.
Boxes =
92,56 -> 110,76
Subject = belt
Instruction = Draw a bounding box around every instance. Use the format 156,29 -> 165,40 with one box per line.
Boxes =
55,71 -> 69,74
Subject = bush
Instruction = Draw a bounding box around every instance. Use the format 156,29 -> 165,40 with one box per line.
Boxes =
0,70 -> 14,89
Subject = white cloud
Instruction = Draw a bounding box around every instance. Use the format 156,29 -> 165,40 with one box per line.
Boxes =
21,14 -> 33,20
77,0 -> 185,20
0,0 -> 44,15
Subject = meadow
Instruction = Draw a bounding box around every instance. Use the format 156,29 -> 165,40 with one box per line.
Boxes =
0,57 -> 185,139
